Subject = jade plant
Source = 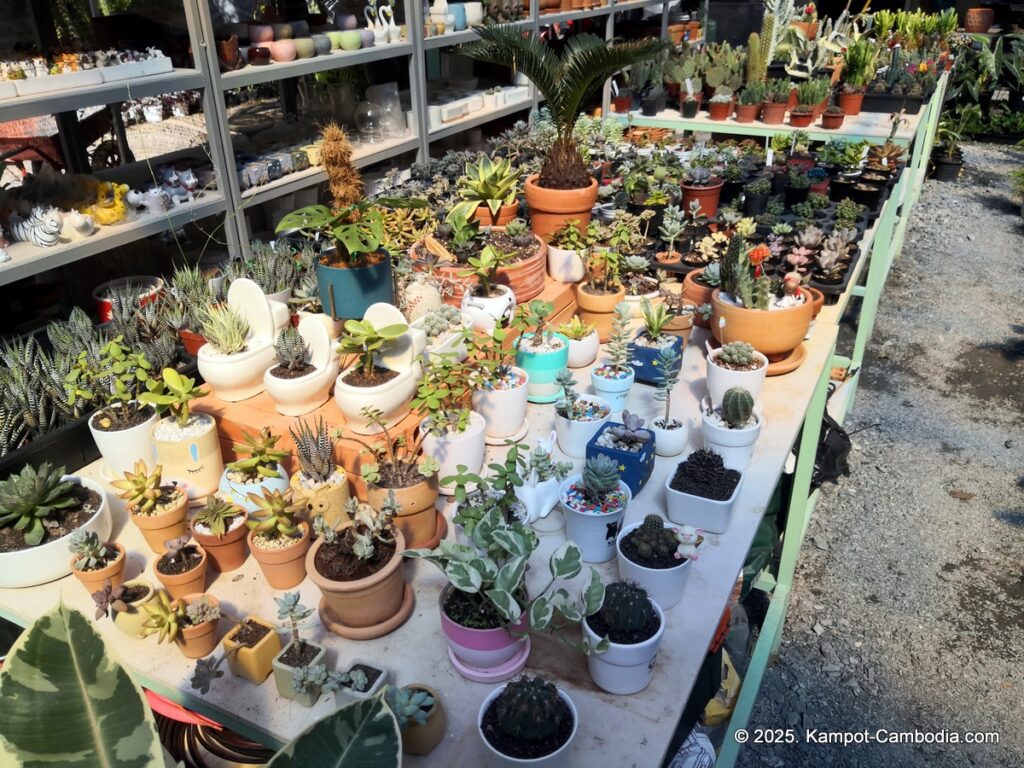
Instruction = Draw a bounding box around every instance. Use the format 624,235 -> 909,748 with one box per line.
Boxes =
459,245 -> 511,299
63,336 -> 153,429
0,463 -> 78,546
513,299 -> 557,350
337,316 -> 409,378
139,368 -> 207,428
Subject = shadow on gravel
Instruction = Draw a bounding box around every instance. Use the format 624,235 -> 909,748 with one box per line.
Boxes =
973,193 -> 1020,216
943,340 -> 1024,418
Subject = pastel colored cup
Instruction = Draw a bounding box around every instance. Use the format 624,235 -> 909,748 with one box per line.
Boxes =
450,4 -> 467,30
269,40 -> 297,62
247,46 -> 271,65
360,29 -> 375,47
294,37 -> 316,58
290,20 -> 310,36
339,30 -> 362,50
312,34 -> 332,54
271,22 -> 293,40
248,23 -> 273,43
335,13 -> 358,30
326,30 -> 344,49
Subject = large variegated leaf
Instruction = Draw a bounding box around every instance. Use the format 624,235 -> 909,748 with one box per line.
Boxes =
445,561 -> 483,592
268,694 -> 400,767
0,604 -> 163,767
485,589 -> 522,623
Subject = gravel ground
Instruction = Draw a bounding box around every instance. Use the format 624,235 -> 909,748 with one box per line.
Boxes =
738,142 -> 1024,768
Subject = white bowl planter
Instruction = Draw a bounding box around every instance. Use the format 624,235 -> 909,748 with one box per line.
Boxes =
701,401 -> 763,471
560,474 -> 632,563
334,366 -> 418,434
471,367 -> 529,440
88,405 -> 158,477
554,395 -> 611,458
547,245 -> 585,283
582,598 -> 665,694
0,475 -> 110,589
650,419 -> 687,457
411,312 -> 472,363
706,348 -> 768,409
332,659 -> 389,703
565,331 -> 599,369
616,520 -> 695,609
478,684 -> 578,768
421,411 -> 487,494
591,366 -> 635,413
664,472 -> 743,534
219,463 -> 291,512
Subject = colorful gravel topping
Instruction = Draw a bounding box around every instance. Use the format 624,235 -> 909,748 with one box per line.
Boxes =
564,482 -> 629,515
593,365 -> 632,380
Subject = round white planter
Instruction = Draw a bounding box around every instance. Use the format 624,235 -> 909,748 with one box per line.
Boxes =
471,368 -> 529,439
566,332 -> 599,368
701,405 -> 762,471
88,406 -> 158,478
0,475 -> 110,589
198,341 -> 276,402
705,349 -> 769,409
582,598 -> 665,694
219,463 -> 291,511
559,474 -> 632,563
421,411 -> 487,494
263,357 -> 340,416
664,472 -> 743,534
478,685 -> 578,768
623,290 -> 659,317
553,395 -> 611,458
333,366 -> 418,435
591,367 -> 635,413
461,284 -> 515,331
616,521 -> 693,609
650,419 -> 688,457
547,245 -> 585,283
411,312 -> 472,364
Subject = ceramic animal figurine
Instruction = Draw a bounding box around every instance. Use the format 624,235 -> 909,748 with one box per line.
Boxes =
161,170 -> 193,206
364,0 -> 384,31
66,210 -> 96,237
178,169 -> 200,197
514,432 -> 566,528
89,182 -> 129,225
379,3 -> 401,42
675,525 -> 702,560
142,187 -> 172,214
8,207 -> 63,248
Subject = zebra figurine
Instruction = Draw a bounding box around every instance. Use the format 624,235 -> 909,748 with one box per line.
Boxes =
8,207 -> 62,248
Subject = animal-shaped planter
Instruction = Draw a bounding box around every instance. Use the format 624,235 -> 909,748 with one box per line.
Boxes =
141,187 -> 172,215
178,169 -> 200,197
90,182 -> 129,225
65,210 -> 96,237
460,285 -> 515,333
514,432 -> 564,534
161,170 -> 193,206
8,207 -> 62,248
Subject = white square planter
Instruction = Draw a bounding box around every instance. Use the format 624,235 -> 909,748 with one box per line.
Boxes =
664,472 -> 743,534
332,658 -> 389,703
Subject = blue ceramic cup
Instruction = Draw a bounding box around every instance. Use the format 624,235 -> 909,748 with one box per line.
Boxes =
449,4 -> 467,30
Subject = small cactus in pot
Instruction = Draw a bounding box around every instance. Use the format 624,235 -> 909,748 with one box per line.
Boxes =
721,387 -> 754,428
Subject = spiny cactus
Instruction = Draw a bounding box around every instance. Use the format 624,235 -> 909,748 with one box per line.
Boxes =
68,529 -> 116,571
290,416 -> 337,484
629,515 -> 679,560
671,448 -> 738,501
717,341 -> 757,368
274,326 -> 309,371
599,581 -> 655,633
582,454 -> 621,501
747,32 -> 765,83
495,676 -> 566,742
722,387 -> 755,428
200,305 -> 249,355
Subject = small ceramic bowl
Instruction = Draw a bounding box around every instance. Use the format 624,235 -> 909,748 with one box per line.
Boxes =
326,30 -> 344,49
269,39 -> 296,62
290,20 -> 310,37
360,28 -> 375,47
311,34 -> 332,55
247,46 -> 271,65
271,22 -> 293,40
339,30 -> 362,50
293,37 -> 315,58
248,23 -> 273,43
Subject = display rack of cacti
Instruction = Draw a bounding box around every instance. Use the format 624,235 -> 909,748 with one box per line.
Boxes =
665,449 -> 743,533
478,675 -> 579,765
582,580 -> 666,695
586,411 -> 655,496
560,454 -> 633,563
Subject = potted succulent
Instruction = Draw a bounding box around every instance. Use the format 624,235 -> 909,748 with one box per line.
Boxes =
591,302 -> 635,412
152,535 -> 208,600
701,388 -> 762,471
143,591 -> 221,659
264,322 -> 340,416
560,454 -> 632,563
329,659 -> 390,703
582,581 -> 666,695
707,89 -> 735,120
478,676 -> 579,766
92,577 -> 158,638
659,287 -> 701,344
655,205 -> 685,265
665,448 -> 742,533
760,78 -> 791,124
270,592 -> 326,705
196,302 -> 276,403
221,611 -> 283,684
553,370 -> 611,459
448,156 -> 520,227
838,37 -> 878,115
306,495 -> 413,639
681,167 -> 725,220
468,326 -> 530,442
785,170 -> 811,208
821,104 -> 846,129
680,85 -> 702,118
547,219 -> 588,283
289,416 -> 351,530
706,340 -> 768,408
576,241 -> 626,342
735,81 -> 765,122
167,264 -> 215,355
789,78 -> 830,127
630,298 -> 683,386
458,245 -> 517,330
190,497 -> 249,572
650,346 -> 686,457
68,529 -> 125,595
140,367 -> 224,499
218,427 -> 291,512
586,412 -> 655,495
514,300 -> 569,403
742,177 -> 771,217
411,305 -> 473,363
556,316 -> 598,369
616,515 -> 701,609
113,461 -> 188,553
463,28 -> 667,240
246,488 -> 310,589
388,684 -> 446,756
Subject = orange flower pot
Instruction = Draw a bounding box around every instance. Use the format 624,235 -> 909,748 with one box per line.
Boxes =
760,101 -> 788,125
734,103 -> 760,123
681,176 -> 724,219
838,91 -> 864,116
575,283 -> 626,342
367,478 -> 440,549
472,202 -> 519,228
248,523 -> 310,589
965,8 -> 994,33
710,287 -> 814,362
154,545 -> 208,601
682,270 -> 715,328
176,594 -> 220,659
191,511 -> 249,572
70,543 -> 126,595
131,490 -> 189,554
524,174 -> 598,243
707,100 -> 734,120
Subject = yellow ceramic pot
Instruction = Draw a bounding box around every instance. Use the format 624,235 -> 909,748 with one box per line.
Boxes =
223,616 -> 283,684
290,471 -> 351,530
151,414 -> 224,499
111,579 -> 158,639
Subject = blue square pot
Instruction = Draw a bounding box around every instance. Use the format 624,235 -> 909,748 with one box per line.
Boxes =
585,422 -> 656,495
629,332 -> 683,385
316,252 -> 394,320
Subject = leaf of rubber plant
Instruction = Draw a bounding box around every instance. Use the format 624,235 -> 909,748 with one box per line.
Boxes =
549,541 -> 583,580
485,589 -> 522,624
0,604 -> 163,767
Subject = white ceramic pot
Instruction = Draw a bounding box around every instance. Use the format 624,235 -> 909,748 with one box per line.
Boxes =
421,412 -> 487,494
650,419 -> 688,457
198,341 -> 276,402
479,685 -> 578,768
263,356 -> 341,416
0,475 -> 110,589
411,312 -> 472,363
333,366 -> 418,435
566,332 -> 599,369
559,474 -> 632,563
554,396 -> 611,458
583,598 -> 665,694
465,1 -> 484,25
591,367 -> 635,413
471,367 -> 529,439
664,472 -> 743,534
461,285 -> 515,332
624,290 -> 659,318
701,405 -> 762,471
483,92 -> 498,109
705,348 -> 769,409
616,521 -> 692,609
219,463 -> 292,512
547,245 -> 585,283
516,478 -> 563,533
332,659 -> 389,703
88,406 -> 158,477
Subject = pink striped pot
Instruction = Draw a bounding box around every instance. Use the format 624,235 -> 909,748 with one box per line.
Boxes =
439,586 -> 529,670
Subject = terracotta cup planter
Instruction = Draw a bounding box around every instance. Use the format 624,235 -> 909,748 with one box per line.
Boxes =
223,616 -> 283,684
401,684 -> 447,755
248,523 -> 310,589
821,109 -> 846,130
734,103 -> 759,123
682,270 -> 715,328
656,250 -> 682,265
707,100 -> 734,120
367,478 -> 440,549
130,491 -> 189,554
524,174 -> 598,243
710,287 -> 814,362
760,101 -> 787,124
70,543 -> 126,595
838,90 -> 864,115
179,329 -> 207,356
681,177 -> 724,219
155,545 -> 208,600
191,512 -> 249,572
576,283 -> 626,342
472,202 -> 518,228
412,235 -> 546,306
176,594 -> 220,659
789,110 -> 814,128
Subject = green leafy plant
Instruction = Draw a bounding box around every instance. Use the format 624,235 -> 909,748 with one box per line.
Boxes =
601,302 -> 633,374
192,497 -> 244,538
339,407 -> 439,488
227,427 -> 289,482
459,245 -> 511,298
513,299 -> 556,350
337,317 -> 409,378
200,304 -> 250,355
411,353 -> 473,436
580,454 -> 621,503
139,368 -> 207,428
142,589 -> 186,644
449,156 -> 519,223
0,463 -> 78,546
640,297 -> 675,342
63,337 -> 152,428
739,80 -> 767,105
246,489 -> 301,541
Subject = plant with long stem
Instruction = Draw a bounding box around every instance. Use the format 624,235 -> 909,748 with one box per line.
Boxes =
337,407 -> 440,488
653,346 -> 681,426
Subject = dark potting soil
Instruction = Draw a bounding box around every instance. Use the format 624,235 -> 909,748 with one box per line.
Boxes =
92,404 -> 156,432
586,610 -> 661,645
270,362 -> 316,379
120,584 -> 150,603
342,366 -> 400,388
620,534 -> 685,571
669,464 -> 741,501
278,640 -> 320,668
232,619 -> 271,648
314,538 -> 396,581
486,231 -> 536,264
350,663 -> 382,688
0,485 -> 102,553
481,696 -> 574,760
443,587 -> 505,630
156,546 -> 203,576
322,250 -> 386,270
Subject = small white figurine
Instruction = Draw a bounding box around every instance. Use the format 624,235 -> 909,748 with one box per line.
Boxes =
674,525 -> 702,561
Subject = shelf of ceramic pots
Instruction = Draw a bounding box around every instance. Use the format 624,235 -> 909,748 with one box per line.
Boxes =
389,684 -> 447,756
582,581 -> 666,695
113,461 -> 188,554
648,346 -> 687,457
585,412 -> 655,496
556,316 -> 599,369
190,497 -> 249,572
152,535 -> 208,600
218,427 -> 291,512
664,448 -> 743,534
222,614 -> 283,684
288,417 -> 352,531
143,592 -> 221,659
701,388 -> 763,471
705,340 -> 768,409
560,454 -> 633,563
246,489 -> 310,589
467,326 -> 529,445
271,592 -> 327,707
590,302 -> 636,413
264,319 -> 340,415
616,515 -> 703,610
630,299 -> 684,385
553,370 -> 612,459
478,676 -> 579,767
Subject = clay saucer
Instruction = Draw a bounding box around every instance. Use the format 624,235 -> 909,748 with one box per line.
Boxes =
484,418 -> 529,446
448,636 -> 532,683
319,582 -> 415,640
765,343 -> 808,376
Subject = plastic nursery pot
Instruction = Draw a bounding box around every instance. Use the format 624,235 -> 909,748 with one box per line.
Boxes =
111,579 -> 158,638
701,400 -> 763,471
88,405 -> 158,479
154,545 -> 208,601
582,598 -> 665,695
272,639 -> 327,707
559,474 -> 632,563
591,365 -> 635,413
838,91 -> 863,115
439,585 -> 530,676
515,334 -> 569,403
733,103 -> 759,123
223,616 -> 283,684
932,155 -> 963,182
679,97 -> 701,118
664,468 -> 743,535
92,276 -> 163,323
316,252 -> 394,320
788,109 -> 814,128
190,511 -> 249,572
129,489 -> 189,554
821,109 -> 846,130
177,594 -> 220,659
616,521 -> 694,610
554,395 -> 612,459
70,542 -> 126,595
706,347 -> 769,409
400,684 -> 447,756
524,174 -> 598,243
760,101 -> 787,125
585,422 -> 655,496
630,332 -> 683,386
681,176 -> 724,219
367,477 -> 440,549
478,684 -> 578,766
472,366 -> 529,439
247,523 -> 310,589
290,471 -> 352,531
576,284 -> 626,343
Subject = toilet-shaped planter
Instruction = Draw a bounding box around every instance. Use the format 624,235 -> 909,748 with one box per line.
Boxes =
264,316 -> 341,416
198,278 -> 289,402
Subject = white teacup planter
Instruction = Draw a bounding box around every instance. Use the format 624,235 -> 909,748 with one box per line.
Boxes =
478,683 -> 578,768
705,345 -> 768,409
88,404 -> 158,478
554,395 -> 611,458
547,244 -> 585,283
264,316 -> 340,416
616,518 -> 702,610
591,364 -> 634,413
700,397 -> 763,471
582,596 -> 665,695
559,473 -> 632,563
421,411 -> 487,495
471,366 -> 529,443
664,450 -> 743,534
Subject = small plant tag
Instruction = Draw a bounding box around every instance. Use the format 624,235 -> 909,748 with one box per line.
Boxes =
685,78 -> 695,98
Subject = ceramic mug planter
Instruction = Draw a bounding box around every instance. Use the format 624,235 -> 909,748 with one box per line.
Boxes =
515,333 -> 569,403
290,471 -> 351,531
478,684 -> 578,767
616,521 -> 696,609
400,684 -> 447,755
559,474 -> 632,563
128,486 -> 189,554
440,586 -> 529,677
70,542 -> 126,595
154,544 -> 208,600
591,365 -> 635,413
88,405 -> 158,478
566,331 -> 599,368
177,594 -> 220,659
582,597 -> 665,694
269,40 -> 297,62
547,245 -> 585,283
421,412 -> 487,495
461,285 -> 516,332
223,616 -> 282,684
705,347 -> 769,409
248,523 -> 310,589
471,367 -> 529,441
339,30 -> 363,50
219,464 -> 291,512
111,579 -> 158,638
190,511 -> 249,572
630,333 -> 683,385
585,422 -> 655,495
701,399 -> 763,471
554,395 -> 611,458
664,471 -> 743,534
273,639 -> 327,707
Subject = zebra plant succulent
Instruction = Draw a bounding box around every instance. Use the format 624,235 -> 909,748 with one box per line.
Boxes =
199,305 -> 250,355
0,463 -> 78,546
290,416 -> 338,485
273,326 -> 311,373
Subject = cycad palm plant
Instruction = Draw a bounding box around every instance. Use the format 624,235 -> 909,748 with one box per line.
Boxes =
461,28 -> 668,190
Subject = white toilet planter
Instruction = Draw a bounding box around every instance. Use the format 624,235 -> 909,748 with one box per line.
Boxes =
264,316 -> 341,416
461,285 -> 515,332
547,245 -> 585,283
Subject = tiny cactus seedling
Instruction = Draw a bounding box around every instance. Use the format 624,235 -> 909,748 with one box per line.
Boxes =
721,387 -> 755,428
495,676 -> 566,743
598,581 -> 656,634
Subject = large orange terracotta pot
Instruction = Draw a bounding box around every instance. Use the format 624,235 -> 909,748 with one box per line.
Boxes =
681,269 -> 715,328
681,177 -> 724,219
411,235 -> 547,306
525,174 -> 598,243
710,288 -> 814,361
472,202 -> 519,228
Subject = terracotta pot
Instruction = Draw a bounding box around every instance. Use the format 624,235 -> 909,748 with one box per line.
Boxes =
761,101 -> 787,125
401,684 -> 447,755
663,301 -> 696,347
524,174 -> 598,243
190,512 -> 249,572
734,103 -> 759,123
367,478 -> 440,549
821,110 -> 846,130
710,288 -> 814,362
656,251 -> 682,265
306,528 -> 409,634
248,523 -> 310,589
681,177 -> 724,219
806,287 -> 825,318
154,545 -> 208,600
112,579 -> 157,638
131,491 -> 189,554
178,329 -> 207,356
412,235 -> 547,305
789,110 -> 814,128
965,8 -> 994,33
176,594 -> 219,659
682,270 -> 715,328
70,543 -> 126,595
289,472 -> 351,530
838,91 -> 863,115
223,616 -> 283,684
707,100 -> 734,120
472,201 -> 518,228
576,283 -> 626,342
